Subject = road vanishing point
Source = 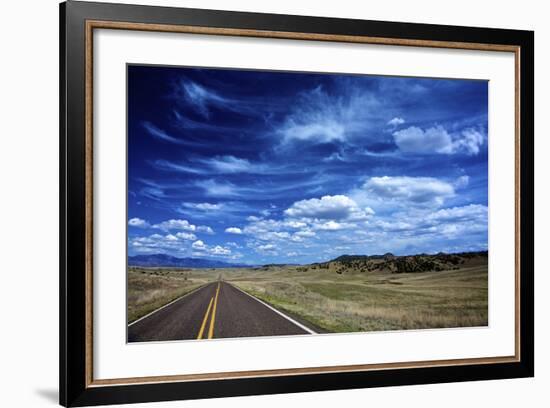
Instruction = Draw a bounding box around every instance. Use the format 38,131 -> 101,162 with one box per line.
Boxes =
128,281 -> 316,342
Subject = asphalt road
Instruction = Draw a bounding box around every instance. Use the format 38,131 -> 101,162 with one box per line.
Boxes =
128,281 -> 314,342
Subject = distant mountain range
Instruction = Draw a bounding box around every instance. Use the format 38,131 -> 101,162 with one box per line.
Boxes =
128,254 -> 251,269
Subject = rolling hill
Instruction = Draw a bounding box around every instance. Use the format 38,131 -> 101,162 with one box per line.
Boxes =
308,251 -> 488,274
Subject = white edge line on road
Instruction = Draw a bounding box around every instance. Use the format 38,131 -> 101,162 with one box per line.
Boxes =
228,283 -> 317,335
128,283 -> 208,327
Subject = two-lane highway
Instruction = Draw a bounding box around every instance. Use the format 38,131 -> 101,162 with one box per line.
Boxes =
128,281 -> 314,342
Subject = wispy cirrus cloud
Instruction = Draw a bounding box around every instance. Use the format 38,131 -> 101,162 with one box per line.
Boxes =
174,79 -> 282,119
151,159 -> 204,175
142,122 -> 185,145
195,179 -> 241,198
137,179 -> 169,201
194,175 -> 336,200
152,155 -> 290,176
182,202 -> 222,211
176,81 -> 229,118
277,85 -> 380,147
200,156 -> 262,173
177,201 -> 259,223
142,121 -> 208,148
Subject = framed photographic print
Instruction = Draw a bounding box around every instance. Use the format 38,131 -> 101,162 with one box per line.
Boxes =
60,1 -> 534,406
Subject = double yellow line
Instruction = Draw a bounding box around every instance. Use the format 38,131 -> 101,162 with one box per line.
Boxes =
197,282 -> 221,340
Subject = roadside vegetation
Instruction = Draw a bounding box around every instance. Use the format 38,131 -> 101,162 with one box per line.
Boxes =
127,267 -> 216,323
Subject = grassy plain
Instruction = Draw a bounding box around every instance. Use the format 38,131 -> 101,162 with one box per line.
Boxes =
128,254 -> 488,333
222,260 -> 488,333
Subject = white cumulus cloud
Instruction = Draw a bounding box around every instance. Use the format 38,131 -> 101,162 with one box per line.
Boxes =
210,245 -> 231,255
153,219 -> 196,232
387,117 -> 405,126
191,239 -> 232,256
192,240 -> 206,250
452,128 -> 485,155
284,195 -> 374,221
363,176 -> 455,207
175,232 -> 197,241
152,219 -> 214,234
312,220 -> 352,231
225,227 -> 243,234
393,125 -> 485,155
393,125 -> 453,154
128,218 -> 149,228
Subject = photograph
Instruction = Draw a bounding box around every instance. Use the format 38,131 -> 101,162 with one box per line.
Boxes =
126,65 -> 489,343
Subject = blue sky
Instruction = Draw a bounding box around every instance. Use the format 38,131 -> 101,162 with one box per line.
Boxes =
127,65 -> 488,265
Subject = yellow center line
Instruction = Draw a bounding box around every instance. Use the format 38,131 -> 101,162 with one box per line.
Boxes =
196,296 -> 214,340
207,282 -> 221,339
